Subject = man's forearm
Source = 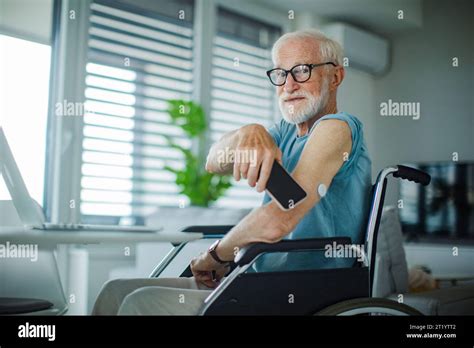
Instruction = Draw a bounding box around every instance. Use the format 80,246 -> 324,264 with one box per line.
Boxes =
215,203 -> 292,262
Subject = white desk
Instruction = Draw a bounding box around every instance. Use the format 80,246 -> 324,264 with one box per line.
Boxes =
0,226 -> 202,246
0,227 -> 203,314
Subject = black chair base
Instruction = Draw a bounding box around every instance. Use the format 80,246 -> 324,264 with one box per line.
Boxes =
0,297 -> 54,315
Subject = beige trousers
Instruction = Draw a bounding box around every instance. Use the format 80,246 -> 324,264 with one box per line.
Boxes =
91,277 -> 213,315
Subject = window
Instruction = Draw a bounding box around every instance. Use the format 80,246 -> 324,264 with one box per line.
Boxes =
0,35 -> 51,206
81,0 -> 194,223
210,9 -> 281,208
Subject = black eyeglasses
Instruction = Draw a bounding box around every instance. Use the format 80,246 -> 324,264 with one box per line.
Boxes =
266,62 -> 336,86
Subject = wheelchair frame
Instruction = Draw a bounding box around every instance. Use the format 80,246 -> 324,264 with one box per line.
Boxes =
149,165 -> 430,315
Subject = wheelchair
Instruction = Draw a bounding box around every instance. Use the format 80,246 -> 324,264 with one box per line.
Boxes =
150,165 -> 431,315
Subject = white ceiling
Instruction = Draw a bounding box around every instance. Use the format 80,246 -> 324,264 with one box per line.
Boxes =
255,0 -> 423,35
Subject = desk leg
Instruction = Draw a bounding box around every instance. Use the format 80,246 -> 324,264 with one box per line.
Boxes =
67,246 -> 89,315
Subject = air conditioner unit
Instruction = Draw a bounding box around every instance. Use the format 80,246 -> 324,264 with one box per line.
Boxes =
323,22 -> 390,75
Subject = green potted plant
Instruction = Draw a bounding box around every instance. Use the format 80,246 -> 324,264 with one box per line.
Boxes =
163,100 -> 232,207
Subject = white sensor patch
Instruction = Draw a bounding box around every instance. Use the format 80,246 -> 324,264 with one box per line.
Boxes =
318,183 -> 327,198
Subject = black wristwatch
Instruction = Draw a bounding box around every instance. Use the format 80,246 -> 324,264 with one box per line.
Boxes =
208,240 -> 228,264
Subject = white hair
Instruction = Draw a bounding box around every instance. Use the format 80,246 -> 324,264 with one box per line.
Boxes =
271,29 -> 343,66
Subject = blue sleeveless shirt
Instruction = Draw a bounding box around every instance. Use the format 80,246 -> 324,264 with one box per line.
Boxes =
254,112 -> 372,271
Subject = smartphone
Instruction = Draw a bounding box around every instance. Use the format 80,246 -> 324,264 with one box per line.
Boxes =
263,160 -> 307,211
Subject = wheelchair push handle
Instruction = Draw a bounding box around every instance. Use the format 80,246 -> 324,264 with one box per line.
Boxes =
393,165 -> 431,186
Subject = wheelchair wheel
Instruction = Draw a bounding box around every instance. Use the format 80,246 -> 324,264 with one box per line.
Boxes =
315,298 -> 423,316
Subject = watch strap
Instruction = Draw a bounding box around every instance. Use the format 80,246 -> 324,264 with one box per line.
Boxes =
209,240 -> 227,264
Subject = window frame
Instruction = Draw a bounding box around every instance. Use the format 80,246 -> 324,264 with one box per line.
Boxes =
206,0 -> 289,147
47,0 -> 288,223
46,0 -> 91,224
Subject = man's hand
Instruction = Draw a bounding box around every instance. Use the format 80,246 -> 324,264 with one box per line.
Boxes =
190,252 -> 230,289
206,124 -> 281,193
233,124 -> 282,192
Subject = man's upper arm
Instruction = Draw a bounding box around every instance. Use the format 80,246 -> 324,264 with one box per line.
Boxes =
263,119 -> 353,240
293,119 -> 352,197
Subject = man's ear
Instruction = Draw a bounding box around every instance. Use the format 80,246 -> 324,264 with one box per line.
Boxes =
330,66 -> 345,91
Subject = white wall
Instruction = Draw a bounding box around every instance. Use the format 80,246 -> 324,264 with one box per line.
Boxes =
373,0 -> 474,203
338,68 -> 377,176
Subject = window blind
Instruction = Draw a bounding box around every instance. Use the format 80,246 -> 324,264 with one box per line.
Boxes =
211,8 -> 281,208
81,0 -> 194,223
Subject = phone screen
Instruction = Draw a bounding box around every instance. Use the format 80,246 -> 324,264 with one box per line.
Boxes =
264,161 -> 307,210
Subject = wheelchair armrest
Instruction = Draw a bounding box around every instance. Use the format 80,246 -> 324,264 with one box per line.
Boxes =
234,237 -> 352,266
180,225 -> 235,236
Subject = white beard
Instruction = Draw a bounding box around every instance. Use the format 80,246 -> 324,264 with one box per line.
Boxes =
279,78 -> 329,125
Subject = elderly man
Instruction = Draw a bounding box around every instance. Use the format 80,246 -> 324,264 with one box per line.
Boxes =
92,29 -> 372,315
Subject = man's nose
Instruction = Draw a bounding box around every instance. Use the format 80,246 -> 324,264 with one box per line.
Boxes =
283,73 -> 299,94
